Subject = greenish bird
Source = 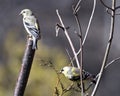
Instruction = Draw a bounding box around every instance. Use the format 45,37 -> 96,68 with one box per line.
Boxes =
60,66 -> 96,83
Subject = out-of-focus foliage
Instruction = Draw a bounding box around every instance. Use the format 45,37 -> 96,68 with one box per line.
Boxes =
0,31 -> 79,96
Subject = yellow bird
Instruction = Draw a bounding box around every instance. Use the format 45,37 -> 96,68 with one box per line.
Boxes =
60,66 -> 96,83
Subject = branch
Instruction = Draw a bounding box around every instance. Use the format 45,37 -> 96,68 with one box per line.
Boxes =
115,6 -> 120,10
100,0 -> 113,11
105,57 -> 120,69
56,9 -> 80,68
91,0 -> 116,96
73,1 -> 84,94
65,49 -> 74,67
77,0 -> 96,55
73,0 -> 82,13
91,56 -> 120,88
14,39 -> 36,96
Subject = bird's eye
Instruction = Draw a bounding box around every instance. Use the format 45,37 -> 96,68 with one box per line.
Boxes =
22,11 -> 25,13
61,69 -> 64,72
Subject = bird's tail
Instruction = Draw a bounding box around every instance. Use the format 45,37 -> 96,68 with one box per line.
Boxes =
32,38 -> 38,50
83,70 -> 96,84
90,75 -> 96,84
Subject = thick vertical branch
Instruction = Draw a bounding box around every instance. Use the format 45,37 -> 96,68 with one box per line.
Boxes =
91,0 -> 116,96
14,39 -> 36,96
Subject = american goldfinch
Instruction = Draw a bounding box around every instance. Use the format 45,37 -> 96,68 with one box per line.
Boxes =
20,9 -> 41,49
60,66 -> 96,83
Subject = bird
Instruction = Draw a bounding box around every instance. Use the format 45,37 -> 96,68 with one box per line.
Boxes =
60,66 -> 96,83
19,9 -> 41,49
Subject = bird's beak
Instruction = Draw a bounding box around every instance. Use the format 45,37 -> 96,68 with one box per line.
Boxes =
19,12 -> 22,15
58,69 -> 63,74
19,13 -> 21,15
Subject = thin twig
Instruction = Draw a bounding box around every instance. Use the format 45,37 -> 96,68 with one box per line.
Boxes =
115,13 -> 120,15
105,57 -> 120,69
77,0 -> 96,55
73,1 -> 84,95
71,1 -> 97,93
14,39 -> 36,96
61,83 -> 74,96
74,0 -> 82,13
115,6 -> 120,10
65,48 -> 74,67
56,9 -> 80,69
100,0 -> 113,11
91,56 -> 120,87
91,0 -> 116,96
85,82 -> 94,91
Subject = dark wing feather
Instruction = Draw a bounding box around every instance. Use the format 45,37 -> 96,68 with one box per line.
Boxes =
24,22 -> 40,39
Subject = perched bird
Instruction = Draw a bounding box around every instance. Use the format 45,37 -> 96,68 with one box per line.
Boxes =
20,9 -> 41,49
60,66 -> 96,83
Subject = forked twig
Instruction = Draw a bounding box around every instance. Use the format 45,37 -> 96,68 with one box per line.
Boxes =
56,10 -> 80,69
100,0 -> 113,11
91,0 -> 116,96
74,0 -> 82,13
60,83 -> 74,96
73,1 -> 84,94
77,0 -> 96,55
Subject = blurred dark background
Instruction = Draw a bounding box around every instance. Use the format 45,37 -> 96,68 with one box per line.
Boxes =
0,0 -> 120,96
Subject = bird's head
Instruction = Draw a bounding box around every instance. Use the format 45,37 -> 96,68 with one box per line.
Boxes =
60,66 -> 72,75
19,9 -> 33,17
59,66 -> 81,81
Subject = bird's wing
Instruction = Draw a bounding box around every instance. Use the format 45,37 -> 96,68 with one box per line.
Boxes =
23,16 -> 40,39
35,19 -> 41,38
35,19 -> 40,31
72,68 -> 80,76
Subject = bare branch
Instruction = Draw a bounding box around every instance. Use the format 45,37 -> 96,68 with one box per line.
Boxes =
74,0 -> 82,13
115,6 -> 120,10
61,83 -> 74,96
91,56 -> 120,90
73,1 -> 84,94
100,0 -> 113,11
115,13 -> 120,15
105,57 -> 120,69
91,0 -> 116,96
85,82 -> 94,91
65,49 -> 74,67
77,0 -> 96,55
56,9 -> 80,69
